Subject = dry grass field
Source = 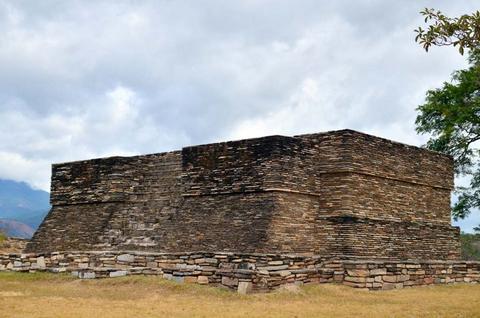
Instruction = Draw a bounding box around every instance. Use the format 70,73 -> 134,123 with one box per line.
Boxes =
1,272 -> 479,318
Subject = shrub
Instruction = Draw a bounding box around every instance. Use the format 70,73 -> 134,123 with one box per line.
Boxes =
461,233 -> 480,260
0,230 -> 6,243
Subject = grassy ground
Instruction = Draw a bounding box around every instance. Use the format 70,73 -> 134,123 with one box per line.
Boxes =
1,272 -> 479,318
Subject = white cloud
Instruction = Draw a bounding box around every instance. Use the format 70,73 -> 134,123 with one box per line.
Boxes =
0,0 -> 478,230
0,151 -> 49,190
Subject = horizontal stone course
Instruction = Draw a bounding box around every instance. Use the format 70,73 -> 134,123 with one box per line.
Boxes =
1,251 -> 479,293
27,130 -> 460,261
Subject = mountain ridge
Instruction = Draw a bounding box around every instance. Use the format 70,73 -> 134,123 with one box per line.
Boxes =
0,179 -> 50,238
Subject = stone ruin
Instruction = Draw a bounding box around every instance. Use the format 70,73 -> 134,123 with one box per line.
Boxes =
3,129 -> 478,292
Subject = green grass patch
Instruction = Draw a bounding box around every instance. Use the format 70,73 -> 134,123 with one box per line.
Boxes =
0,271 -> 75,282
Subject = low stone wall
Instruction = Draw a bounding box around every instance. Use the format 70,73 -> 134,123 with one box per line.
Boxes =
0,237 -> 28,254
342,260 -> 480,290
1,251 -> 479,293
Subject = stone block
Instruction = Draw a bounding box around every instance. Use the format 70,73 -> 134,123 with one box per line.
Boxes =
109,270 -> 128,278
36,256 -> 46,269
270,270 -> 291,277
237,281 -> 253,294
382,275 -> 397,283
117,254 -> 134,263
397,275 -> 410,282
257,265 -> 289,271
221,276 -> 238,287
79,271 -> 96,279
369,268 -> 387,276
347,269 -> 369,277
197,276 -> 209,284
184,276 -> 197,283
268,261 -> 284,266
345,276 -> 366,283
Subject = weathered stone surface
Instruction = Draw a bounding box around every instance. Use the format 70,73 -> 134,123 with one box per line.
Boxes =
397,275 -> 410,282
184,276 -> 197,283
1,251 -> 480,292
345,276 -> 367,283
369,268 -> 387,276
197,276 -> 209,284
347,269 -> 369,277
36,256 -> 46,269
237,282 -> 253,294
221,276 -> 239,287
117,254 -> 134,262
79,271 -> 95,279
257,265 -> 289,271
268,261 -> 284,266
26,130 -> 460,261
382,276 -> 397,283
109,270 -> 127,278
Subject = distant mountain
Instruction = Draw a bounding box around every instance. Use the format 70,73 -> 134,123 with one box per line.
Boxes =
0,219 -> 35,238
0,179 -> 50,238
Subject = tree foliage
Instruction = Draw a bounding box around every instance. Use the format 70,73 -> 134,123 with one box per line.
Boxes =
416,50 -> 480,221
415,8 -> 480,55
460,233 -> 480,260
415,8 -> 480,229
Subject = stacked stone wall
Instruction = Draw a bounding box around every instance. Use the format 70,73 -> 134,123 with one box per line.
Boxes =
348,174 -> 451,223
1,251 -> 478,293
181,135 -> 287,195
27,129 -> 460,260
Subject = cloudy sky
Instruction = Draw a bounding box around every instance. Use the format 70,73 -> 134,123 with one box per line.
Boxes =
0,0 -> 478,231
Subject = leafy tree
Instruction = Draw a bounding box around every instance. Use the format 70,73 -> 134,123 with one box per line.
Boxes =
415,9 -> 480,230
0,230 -> 6,243
415,50 -> 480,224
415,8 -> 480,55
